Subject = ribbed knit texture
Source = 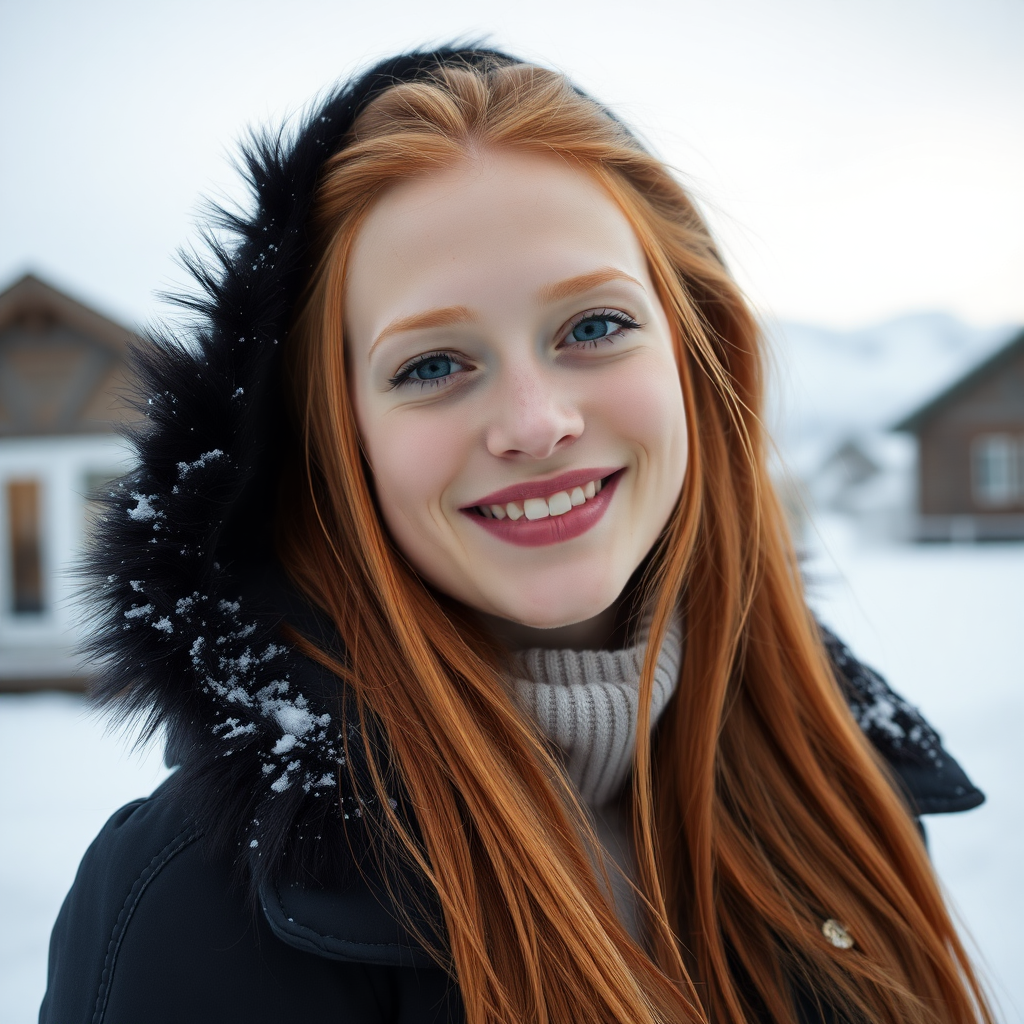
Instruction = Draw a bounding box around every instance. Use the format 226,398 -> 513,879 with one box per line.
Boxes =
508,609 -> 683,806
507,609 -> 683,941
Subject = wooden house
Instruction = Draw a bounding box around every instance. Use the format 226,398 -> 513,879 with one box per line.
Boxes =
895,329 -> 1024,541
0,273 -> 138,689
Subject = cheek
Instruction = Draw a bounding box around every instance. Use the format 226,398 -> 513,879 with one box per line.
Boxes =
599,356 -> 688,469
358,408 -> 466,531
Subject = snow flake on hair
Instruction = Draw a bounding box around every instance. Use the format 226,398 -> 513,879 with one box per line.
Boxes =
127,492 -> 163,526
176,448 -> 225,479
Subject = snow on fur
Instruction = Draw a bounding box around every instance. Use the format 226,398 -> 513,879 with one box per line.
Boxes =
821,626 -> 945,767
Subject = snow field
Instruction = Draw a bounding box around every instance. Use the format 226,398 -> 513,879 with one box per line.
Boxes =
804,517 -> 1023,1022
0,696 -> 170,1024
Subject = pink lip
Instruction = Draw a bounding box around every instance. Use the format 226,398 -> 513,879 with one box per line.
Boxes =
462,467 -> 621,510
462,469 -> 624,548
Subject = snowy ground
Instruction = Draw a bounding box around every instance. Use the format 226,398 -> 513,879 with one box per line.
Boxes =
803,517 -> 1023,1022
0,695 -> 170,1024
1,521 -> 1021,1023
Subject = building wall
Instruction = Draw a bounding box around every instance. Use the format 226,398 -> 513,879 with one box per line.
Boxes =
0,275 -> 139,688
917,345 -> 1024,517
0,433 -> 134,687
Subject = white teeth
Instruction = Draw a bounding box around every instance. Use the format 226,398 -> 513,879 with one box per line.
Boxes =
523,497 -> 550,520
548,491 -> 572,516
479,476 -> 610,523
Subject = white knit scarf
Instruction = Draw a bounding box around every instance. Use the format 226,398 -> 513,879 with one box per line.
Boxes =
507,609 -> 684,807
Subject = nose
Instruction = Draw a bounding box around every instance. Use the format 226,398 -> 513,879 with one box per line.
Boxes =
485,368 -> 584,460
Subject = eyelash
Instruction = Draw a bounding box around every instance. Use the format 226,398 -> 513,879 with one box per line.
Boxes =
387,309 -> 643,391
387,351 -> 461,391
563,309 -> 641,349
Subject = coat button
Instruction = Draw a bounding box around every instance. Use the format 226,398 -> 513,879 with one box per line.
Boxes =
822,918 -> 855,949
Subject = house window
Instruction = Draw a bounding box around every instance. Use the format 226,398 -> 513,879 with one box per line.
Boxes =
6,479 -> 45,614
972,434 -> 1022,507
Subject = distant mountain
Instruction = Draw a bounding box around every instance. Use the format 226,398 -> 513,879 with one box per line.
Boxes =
763,312 -> 1019,475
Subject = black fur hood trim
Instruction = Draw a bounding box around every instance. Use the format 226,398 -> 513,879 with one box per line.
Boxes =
84,45 -> 531,890
82,45 -> 981,896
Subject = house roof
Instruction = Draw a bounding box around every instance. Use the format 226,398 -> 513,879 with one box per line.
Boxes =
894,327 -> 1024,433
0,272 -> 134,351
0,272 -> 140,436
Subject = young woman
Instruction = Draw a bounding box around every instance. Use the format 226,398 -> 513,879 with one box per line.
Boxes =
41,47 -> 991,1024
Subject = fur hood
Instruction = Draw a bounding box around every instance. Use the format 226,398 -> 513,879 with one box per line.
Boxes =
82,46 -> 982,902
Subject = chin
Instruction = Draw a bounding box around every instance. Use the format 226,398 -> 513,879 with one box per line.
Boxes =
486,586 -> 619,631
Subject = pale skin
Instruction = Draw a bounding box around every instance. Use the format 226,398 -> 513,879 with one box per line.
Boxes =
345,148 -> 688,650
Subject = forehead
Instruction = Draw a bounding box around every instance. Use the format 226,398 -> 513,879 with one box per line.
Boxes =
343,149 -> 651,332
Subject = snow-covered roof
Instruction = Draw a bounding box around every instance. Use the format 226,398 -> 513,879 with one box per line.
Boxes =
894,328 -> 1024,433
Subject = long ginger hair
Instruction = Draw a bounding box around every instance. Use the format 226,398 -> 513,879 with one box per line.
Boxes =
278,59 -> 992,1024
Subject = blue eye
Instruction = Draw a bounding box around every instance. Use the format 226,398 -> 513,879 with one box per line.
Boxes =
566,309 -> 641,347
389,351 -> 466,390
411,356 -> 453,380
571,318 -> 617,343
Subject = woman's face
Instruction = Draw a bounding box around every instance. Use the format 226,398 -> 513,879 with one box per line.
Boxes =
344,149 -> 687,645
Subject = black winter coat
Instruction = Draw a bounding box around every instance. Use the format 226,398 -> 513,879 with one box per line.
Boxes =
39,623 -> 984,1024
39,46 -> 985,1024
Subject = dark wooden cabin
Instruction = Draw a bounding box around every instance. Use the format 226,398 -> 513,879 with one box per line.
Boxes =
896,329 -> 1024,541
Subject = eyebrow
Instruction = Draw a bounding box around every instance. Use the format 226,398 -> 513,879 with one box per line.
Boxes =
538,267 -> 645,303
369,305 -> 476,359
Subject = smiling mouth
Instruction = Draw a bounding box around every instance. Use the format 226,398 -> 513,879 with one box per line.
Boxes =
467,472 -> 618,522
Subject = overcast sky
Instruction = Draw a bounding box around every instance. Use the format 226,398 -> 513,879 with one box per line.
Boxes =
1,0 -> 1021,333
